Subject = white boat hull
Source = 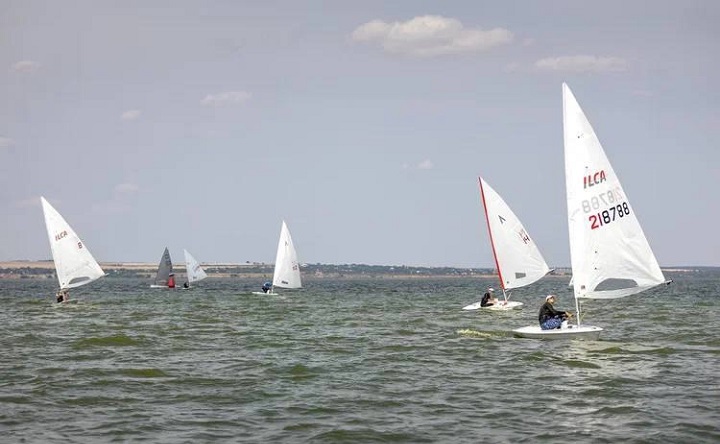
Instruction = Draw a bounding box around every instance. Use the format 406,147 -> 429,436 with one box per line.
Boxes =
251,291 -> 277,296
149,285 -> 171,289
513,324 -> 603,340
462,300 -> 523,311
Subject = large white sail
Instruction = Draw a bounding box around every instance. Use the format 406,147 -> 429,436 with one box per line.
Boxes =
41,197 -> 105,290
272,221 -> 302,289
183,249 -> 207,284
480,177 -> 550,290
563,83 -> 666,299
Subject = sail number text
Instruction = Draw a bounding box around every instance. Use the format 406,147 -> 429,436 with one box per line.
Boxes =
589,203 -> 631,230
581,189 -> 624,213
582,189 -> 630,230
54,230 -> 68,241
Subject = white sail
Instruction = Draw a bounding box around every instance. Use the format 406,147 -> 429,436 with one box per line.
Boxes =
272,221 -> 302,289
480,177 -> 550,290
41,197 -> 105,290
563,83 -> 666,300
183,249 -> 207,284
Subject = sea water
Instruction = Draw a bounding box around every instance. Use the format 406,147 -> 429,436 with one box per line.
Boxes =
1,274 -> 718,443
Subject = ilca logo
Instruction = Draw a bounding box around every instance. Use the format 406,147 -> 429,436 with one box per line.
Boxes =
583,169 -> 606,189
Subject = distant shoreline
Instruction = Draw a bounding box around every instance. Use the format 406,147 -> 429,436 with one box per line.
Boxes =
0,260 -> 500,280
0,260 -> 708,281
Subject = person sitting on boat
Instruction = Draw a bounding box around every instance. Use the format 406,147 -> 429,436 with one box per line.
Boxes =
167,273 -> 176,289
261,281 -> 272,293
538,294 -> 571,330
183,282 -> 190,289
56,289 -> 69,303
480,287 -> 498,307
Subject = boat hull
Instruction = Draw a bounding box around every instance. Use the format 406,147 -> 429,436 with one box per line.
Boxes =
251,291 -> 278,296
463,300 -> 523,311
513,324 -> 603,340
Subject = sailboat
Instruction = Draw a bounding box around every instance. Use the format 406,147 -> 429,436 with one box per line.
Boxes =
150,247 -> 175,288
514,83 -> 670,339
182,249 -> 207,289
41,197 -> 105,301
463,177 -> 551,311
252,220 -> 302,295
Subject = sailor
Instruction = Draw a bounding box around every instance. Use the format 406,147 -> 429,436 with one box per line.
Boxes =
56,289 -> 69,303
261,281 -> 272,293
538,295 -> 571,330
480,287 -> 498,307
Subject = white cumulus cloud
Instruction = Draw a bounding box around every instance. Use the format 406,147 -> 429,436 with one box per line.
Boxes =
352,15 -> 513,57
201,91 -> 252,107
12,60 -> 41,73
120,110 -> 142,121
535,55 -> 628,73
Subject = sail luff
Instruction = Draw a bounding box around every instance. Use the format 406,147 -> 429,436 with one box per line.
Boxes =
479,177 -> 506,291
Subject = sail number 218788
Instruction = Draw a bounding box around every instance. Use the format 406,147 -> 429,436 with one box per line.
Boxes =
581,189 -> 630,230
589,203 -> 630,230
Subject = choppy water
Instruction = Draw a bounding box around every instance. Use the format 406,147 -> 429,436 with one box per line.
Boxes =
1,274 -> 718,443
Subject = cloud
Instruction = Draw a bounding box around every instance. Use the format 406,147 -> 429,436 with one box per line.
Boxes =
92,201 -> 131,215
11,60 -> 41,73
351,15 -> 513,57
16,197 -> 41,208
534,55 -> 628,73
120,110 -> 141,121
0,136 -> 14,149
417,159 -> 434,170
201,91 -> 252,107
114,183 -> 139,194
503,62 -> 521,73
403,159 -> 435,170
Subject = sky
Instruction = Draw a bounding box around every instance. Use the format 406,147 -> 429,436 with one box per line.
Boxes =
1,1 -> 718,267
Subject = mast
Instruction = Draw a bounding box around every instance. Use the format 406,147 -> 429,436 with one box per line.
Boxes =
574,293 -> 582,327
479,177 -> 507,301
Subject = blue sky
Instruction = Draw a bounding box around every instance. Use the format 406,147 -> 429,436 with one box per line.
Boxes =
1,1 -> 718,267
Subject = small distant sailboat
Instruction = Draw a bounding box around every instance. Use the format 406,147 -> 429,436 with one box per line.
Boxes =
150,247 -> 175,288
463,177 -> 550,311
514,83 -> 670,339
41,197 -> 105,302
182,249 -> 207,289
252,221 -> 302,295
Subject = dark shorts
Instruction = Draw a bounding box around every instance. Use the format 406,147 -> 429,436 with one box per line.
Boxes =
540,317 -> 564,330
